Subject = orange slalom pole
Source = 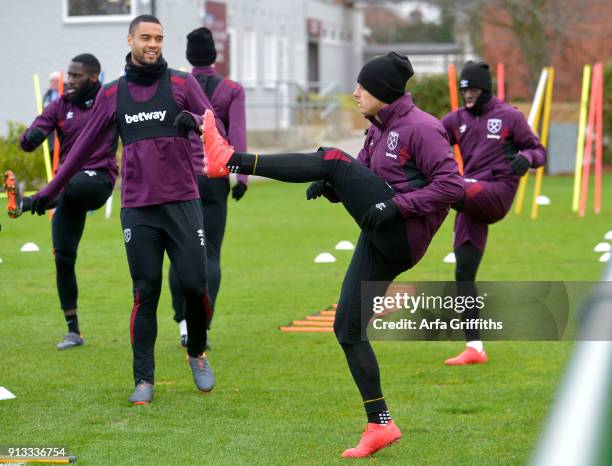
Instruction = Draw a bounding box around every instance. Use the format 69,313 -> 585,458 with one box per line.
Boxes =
594,63 -> 604,214
497,63 -> 505,100
578,64 -> 601,217
52,71 -> 64,177
447,64 -> 464,174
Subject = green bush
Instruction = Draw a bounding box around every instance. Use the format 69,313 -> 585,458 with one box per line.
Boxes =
603,61 -> 612,165
0,121 -> 47,191
407,74 -> 451,119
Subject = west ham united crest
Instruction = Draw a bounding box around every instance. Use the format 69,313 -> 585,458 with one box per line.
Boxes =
387,131 -> 399,150
124,228 -> 132,243
487,118 -> 502,134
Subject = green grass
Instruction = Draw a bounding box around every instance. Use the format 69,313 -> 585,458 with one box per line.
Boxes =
0,174 -> 610,465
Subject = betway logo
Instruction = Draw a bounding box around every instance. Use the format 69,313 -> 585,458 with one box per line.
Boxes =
124,110 -> 167,124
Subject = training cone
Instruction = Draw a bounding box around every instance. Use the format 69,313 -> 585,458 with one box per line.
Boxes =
536,195 -> 551,205
605,231 -> 612,241
335,240 -> 354,250
443,252 -> 456,263
20,242 -> 40,252
594,243 -> 611,253
599,252 -> 611,263
315,252 -> 336,263
0,387 -> 16,401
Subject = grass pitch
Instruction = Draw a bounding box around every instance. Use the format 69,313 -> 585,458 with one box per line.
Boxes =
0,174 -> 610,465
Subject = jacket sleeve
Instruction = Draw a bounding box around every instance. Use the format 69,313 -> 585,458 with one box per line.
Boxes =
227,84 -> 249,185
441,112 -> 457,146
512,111 -> 547,168
35,88 -> 116,201
181,73 -> 226,138
20,100 -> 60,151
392,126 -> 464,217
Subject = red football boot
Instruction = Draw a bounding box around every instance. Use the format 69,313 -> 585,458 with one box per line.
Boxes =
202,109 -> 234,178
444,347 -> 488,366
3,170 -> 22,218
341,421 -> 402,458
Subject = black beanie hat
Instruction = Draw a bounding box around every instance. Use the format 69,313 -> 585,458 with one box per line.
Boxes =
459,61 -> 492,92
357,52 -> 414,104
186,27 -> 217,66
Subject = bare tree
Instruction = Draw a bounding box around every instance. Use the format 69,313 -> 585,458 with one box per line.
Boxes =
435,0 -> 608,91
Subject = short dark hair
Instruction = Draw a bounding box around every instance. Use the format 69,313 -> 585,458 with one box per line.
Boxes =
71,53 -> 101,75
128,14 -> 161,34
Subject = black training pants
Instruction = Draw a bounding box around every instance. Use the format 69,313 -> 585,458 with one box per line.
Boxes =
52,170 -> 113,310
169,176 -> 229,324
121,200 -> 212,385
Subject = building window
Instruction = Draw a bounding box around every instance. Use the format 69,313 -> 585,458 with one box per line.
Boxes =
242,30 -> 257,86
63,0 -> 134,23
263,33 -> 278,88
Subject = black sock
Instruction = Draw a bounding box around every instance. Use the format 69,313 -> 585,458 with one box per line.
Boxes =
455,243 -> 483,341
64,313 -> 80,334
341,341 -> 389,422
367,409 -> 392,425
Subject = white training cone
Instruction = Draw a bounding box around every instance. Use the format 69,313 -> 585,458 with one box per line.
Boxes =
315,252 -> 336,263
0,387 -> 16,401
443,252 -> 456,263
0,257 -> 3,264
605,231 -> 612,240
536,195 -> 551,205
599,252 -> 611,263
335,241 -> 354,250
594,243 -> 611,253
20,242 -> 40,252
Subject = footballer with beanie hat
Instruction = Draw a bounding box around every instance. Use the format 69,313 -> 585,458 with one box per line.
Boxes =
200,51 -> 463,457
167,27 -> 249,348
441,61 -> 547,366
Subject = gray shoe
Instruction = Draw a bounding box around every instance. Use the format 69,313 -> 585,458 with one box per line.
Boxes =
188,353 -> 215,392
129,382 -> 153,405
56,332 -> 84,350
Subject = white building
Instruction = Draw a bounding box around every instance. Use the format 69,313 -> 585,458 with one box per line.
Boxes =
0,0 -> 363,136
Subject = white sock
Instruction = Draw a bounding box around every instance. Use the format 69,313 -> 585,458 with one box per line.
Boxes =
467,340 -> 484,353
179,319 -> 188,337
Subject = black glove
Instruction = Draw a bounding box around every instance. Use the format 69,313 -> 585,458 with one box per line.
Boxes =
503,139 -> 530,175
306,181 -> 325,200
30,194 -> 50,216
306,181 -> 340,203
361,200 -> 400,230
25,127 -> 47,147
231,181 -> 248,201
173,112 -> 199,137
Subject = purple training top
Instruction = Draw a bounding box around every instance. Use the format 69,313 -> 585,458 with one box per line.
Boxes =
442,95 -> 547,184
20,95 -> 118,184
36,71 -> 221,208
190,66 -> 248,185
358,93 -> 463,265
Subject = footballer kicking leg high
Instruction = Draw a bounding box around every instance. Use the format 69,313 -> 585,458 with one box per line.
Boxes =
203,109 -> 407,456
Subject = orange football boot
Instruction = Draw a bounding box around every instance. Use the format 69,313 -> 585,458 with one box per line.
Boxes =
444,347 -> 488,366
342,421 -> 402,458
202,109 -> 235,178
